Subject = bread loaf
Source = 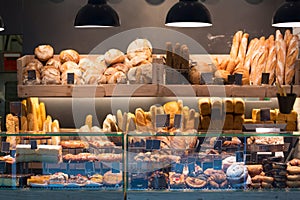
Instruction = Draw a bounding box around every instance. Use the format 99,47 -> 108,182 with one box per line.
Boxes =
233,114 -> 244,130
34,45 -> 54,62
233,98 -> 245,114
59,49 -> 80,64
275,30 -> 286,85
223,98 -> 234,113
237,33 -> 249,62
285,34 -> 299,85
198,98 -> 211,116
265,35 -> 277,84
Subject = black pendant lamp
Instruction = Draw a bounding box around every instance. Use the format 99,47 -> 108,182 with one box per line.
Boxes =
165,0 -> 212,28
74,0 -> 120,28
273,0 -> 300,27
0,16 -> 4,31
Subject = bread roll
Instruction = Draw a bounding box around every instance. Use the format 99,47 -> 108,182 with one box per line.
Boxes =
59,49 -> 80,64
23,59 -> 43,85
265,35 -> 277,84
275,30 -> 286,85
107,71 -> 127,84
285,35 -> 299,85
247,165 -> 263,177
60,61 -> 79,73
237,33 -> 249,62
46,58 -> 61,70
34,45 -> 54,62
127,39 -> 152,55
286,110 -> 298,122
286,121 -> 297,131
230,31 -> 243,60
104,49 -> 125,66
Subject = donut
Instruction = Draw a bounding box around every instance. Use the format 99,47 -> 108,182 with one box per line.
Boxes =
286,181 -> 300,188
59,49 -> 80,64
34,45 -> 54,61
261,181 -> 272,188
287,166 -> 300,175
287,174 -> 300,181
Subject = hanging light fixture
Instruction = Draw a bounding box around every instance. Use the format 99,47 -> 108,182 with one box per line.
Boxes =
272,0 -> 300,27
165,0 -> 212,28
0,16 -> 4,31
74,0 -> 120,28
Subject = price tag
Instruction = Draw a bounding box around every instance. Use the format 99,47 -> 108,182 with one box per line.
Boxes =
30,140 -> 37,150
214,140 -> 222,152
202,162 -> 213,171
213,159 -> 222,170
85,162 -> 95,173
188,163 -> 195,173
174,114 -> 182,129
175,163 -> 184,173
0,161 -> 5,174
234,73 -> 243,85
1,142 -> 10,153
28,70 -> 36,80
67,73 -> 75,84
261,73 -> 270,85
146,140 -> 161,150
227,75 -> 235,84
112,162 -> 120,174
200,72 -> 214,85
156,114 -> 170,128
260,108 -> 270,121
10,150 -> 16,158
236,151 -> 244,162
10,102 -> 22,117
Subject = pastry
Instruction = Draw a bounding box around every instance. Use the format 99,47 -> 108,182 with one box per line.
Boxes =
34,45 -> 54,62
247,165 -> 263,177
103,171 -> 122,185
59,49 -> 80,64
287,175 -> 300,181
149,171 -> 168,189
204,169 -> 227,188
23,59 -> 42,85
169,172 -> 185,188
287,166 -> 300,175
185,175 -> 207,189
49,172 -> 68,185
104,49 -> 125,66
226,163 -> 248,185
289,158 -> 300,166
90,174 -> 103,184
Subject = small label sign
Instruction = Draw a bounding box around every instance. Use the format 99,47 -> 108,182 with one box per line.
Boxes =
112,162 -> 120,174
28,70 -> 36,81
156,114 -> 170,128
174,114 -> 182,129
30,140 -> 37,150
146,140 -> 161,150
213,159 -> 222,170
202,162 -> 213,171
227,75 -> 235,84
0,161 -> 5,173
261,73 -> 270,85
10,150 -> 16,158
1,142 -> 10,153
260,108 -> 270,121
234,73 -> 243,85
236,151 -> 244,162
67,73 -> 75,84
201,73 -> 214,85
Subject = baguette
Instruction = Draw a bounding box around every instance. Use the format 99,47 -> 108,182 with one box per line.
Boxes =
244,38 -> 259,72
285,34 -> 299,85
226,58 -> 239,74
250,37 -> 266,85
238,33 -> 249,62
284,29 -> 293,48
265,35 -> 277,84
275,30 -> 286,85
230,31 -> 243,60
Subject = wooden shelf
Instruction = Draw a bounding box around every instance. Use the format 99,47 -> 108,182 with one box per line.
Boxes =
18,84 -> 300,98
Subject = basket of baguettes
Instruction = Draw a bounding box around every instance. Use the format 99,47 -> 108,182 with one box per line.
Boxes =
213,29 -> 299,86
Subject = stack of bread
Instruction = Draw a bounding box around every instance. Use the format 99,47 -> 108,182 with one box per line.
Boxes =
247,164 -> 274,189
127,39 -> 153,84
245,108 -> 297,131
286,158 -> 300,188
198,98 -> 245,131
214,30 -> 299,85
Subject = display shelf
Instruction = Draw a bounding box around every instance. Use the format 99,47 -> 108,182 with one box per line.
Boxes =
103,84 -> 159,97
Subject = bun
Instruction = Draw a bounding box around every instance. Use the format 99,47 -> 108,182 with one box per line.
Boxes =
111,63 -> 129,73
46,58 -> 61,70
34,45 -> 54,62
104,49 -> 125,66
59,49 -> 80,64
107,71 -> 127,84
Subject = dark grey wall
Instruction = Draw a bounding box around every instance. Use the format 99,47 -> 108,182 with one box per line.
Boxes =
0,0 -> 286,54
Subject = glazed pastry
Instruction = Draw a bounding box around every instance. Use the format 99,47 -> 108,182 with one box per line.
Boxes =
49,172 -> 68,184
90,174 -> 103,184
226,163 -> 248,185
59,49 -> 80,64
34,45 -> 54,62
169,172 -> 185,188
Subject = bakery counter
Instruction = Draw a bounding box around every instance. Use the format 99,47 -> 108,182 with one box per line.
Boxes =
17,84 -> 300,98
0,189 -> 124,200
126,190 -> 300,200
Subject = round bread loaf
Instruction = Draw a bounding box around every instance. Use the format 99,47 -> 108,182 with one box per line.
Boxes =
104,49 -> 125,66
41,66 -> 61,84
46,58 -> 61,70
127,39 -> 152,54
26,59 -> 43,72
60,61 -> 79,73
59,49 -> 80,64
34,45 -> 54,62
